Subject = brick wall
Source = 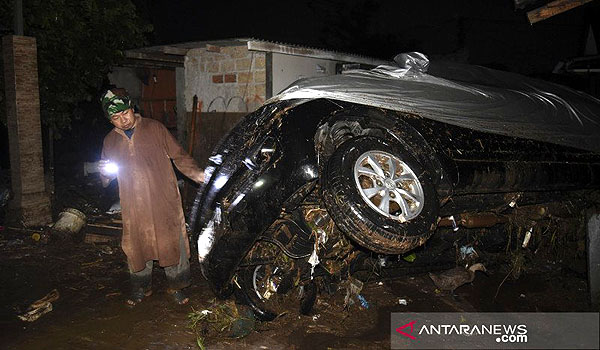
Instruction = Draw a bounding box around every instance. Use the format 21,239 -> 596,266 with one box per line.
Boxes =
185,45 -> 266,113
2,35 -> 52,226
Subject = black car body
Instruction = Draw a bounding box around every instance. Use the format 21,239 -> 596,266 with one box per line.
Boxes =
191,53 -> 600,318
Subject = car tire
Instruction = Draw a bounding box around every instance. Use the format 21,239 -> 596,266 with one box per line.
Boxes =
322,136 -> 439,254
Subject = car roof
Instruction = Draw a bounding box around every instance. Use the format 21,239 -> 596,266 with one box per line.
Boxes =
270,53 -> 600,153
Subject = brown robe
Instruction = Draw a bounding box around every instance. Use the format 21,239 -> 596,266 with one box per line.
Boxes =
101,115 -> 203,272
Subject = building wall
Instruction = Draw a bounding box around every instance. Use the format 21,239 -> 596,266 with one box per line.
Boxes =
272,53 -> 338,95
185,45 -> 267,113
176,67 -> 186,142
140,69 -> 177,129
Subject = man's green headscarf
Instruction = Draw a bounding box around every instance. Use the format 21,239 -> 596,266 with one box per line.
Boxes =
101,89 -> 132,118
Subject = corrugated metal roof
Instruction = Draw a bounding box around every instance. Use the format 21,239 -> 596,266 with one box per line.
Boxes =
246,40 -> 391,66
125,38 -> 391,67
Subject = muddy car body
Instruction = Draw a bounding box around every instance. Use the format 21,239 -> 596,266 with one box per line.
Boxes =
191,53 -> 600,318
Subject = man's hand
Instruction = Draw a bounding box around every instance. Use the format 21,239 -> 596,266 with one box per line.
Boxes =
193,169 -> 205,184
98,159 -> 118,183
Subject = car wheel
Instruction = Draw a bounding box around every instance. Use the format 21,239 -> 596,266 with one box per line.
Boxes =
322,136 -> 439,254
234,239 -> 317,321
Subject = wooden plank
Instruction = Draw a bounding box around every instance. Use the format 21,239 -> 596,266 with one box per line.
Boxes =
84,233 -> 119,244
85,224 -> 122,238
87,223 -> 122,230
527,0 -> 593,24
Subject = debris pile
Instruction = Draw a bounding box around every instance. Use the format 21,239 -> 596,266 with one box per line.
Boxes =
18,289 -> 60,322
188,299 -> 256,345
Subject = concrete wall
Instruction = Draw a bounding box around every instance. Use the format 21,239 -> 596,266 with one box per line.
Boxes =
272,53 -> 338,95
176,67 -> 186,142
185,45 -> 266,113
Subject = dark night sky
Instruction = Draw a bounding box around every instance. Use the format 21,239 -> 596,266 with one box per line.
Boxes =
134,0 -> 599,76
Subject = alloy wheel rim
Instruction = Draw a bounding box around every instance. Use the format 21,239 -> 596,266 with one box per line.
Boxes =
353,150 -> 424,222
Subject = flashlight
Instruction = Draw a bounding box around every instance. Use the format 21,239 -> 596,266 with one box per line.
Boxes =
104,161 -> 119,175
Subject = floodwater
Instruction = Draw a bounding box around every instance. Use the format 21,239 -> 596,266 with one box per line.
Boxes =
0,231 -> 592,350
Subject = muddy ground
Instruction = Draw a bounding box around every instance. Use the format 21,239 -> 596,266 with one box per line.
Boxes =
0,169 -> 596,350
0,233 -> 592,350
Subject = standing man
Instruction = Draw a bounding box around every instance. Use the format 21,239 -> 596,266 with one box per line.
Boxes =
99,88 -> 204,306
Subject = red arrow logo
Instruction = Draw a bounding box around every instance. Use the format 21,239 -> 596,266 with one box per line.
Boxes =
396,320 -> 417,340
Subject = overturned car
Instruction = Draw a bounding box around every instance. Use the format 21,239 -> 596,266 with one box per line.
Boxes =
190,52 -> 600,319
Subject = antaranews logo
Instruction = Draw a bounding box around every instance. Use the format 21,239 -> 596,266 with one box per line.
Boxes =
392,312 -> 599,350
396,320 -> 417,340
395,320 -> 528,343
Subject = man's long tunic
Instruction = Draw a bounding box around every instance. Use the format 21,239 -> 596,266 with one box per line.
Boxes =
102,116 -> 202,272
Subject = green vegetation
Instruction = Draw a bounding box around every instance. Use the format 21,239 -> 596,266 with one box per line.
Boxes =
0,0 -> 151,133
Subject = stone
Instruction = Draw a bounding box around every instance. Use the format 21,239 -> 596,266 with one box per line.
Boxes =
212,74 -> 223,84
237,72 -> 253,83
255,84 -> 266,97
235,58 -> 251,71
254,70 -> 266,83
206,44 -> 221,53
207,62 -> 219,73
224,74 -> 237,83
254,56 -> 266,69
220,60 -> 234,72
222,46 -> 249,59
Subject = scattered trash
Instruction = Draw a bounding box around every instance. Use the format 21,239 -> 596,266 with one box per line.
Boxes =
522,227 -> 533,248
357,294 -> 369,309
84,233 -> 119,244
230,308 -> 256,339
106,201 -> 121,215
377,281 -> 384,286
428,263 -> 487,294
377,255 -> 388,267
31,233 -> 41,242
342,276 -> 364,309
317,228 -> 328,245
398,299 -> 408,305
449,215 -> 459,231
403,252 -> 417,263
459,245 -> 478,260
52,208 -> 87,236
188,300 -> 256,339
312,314 -> 320,321
519,294 -> 526,298
18,289 -> 60,322
0,188 -> 9,208
307,245 -> 320,280
98,245 -> 114,255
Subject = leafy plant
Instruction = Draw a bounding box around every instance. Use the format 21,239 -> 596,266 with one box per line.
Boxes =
0,0 -> 151,134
